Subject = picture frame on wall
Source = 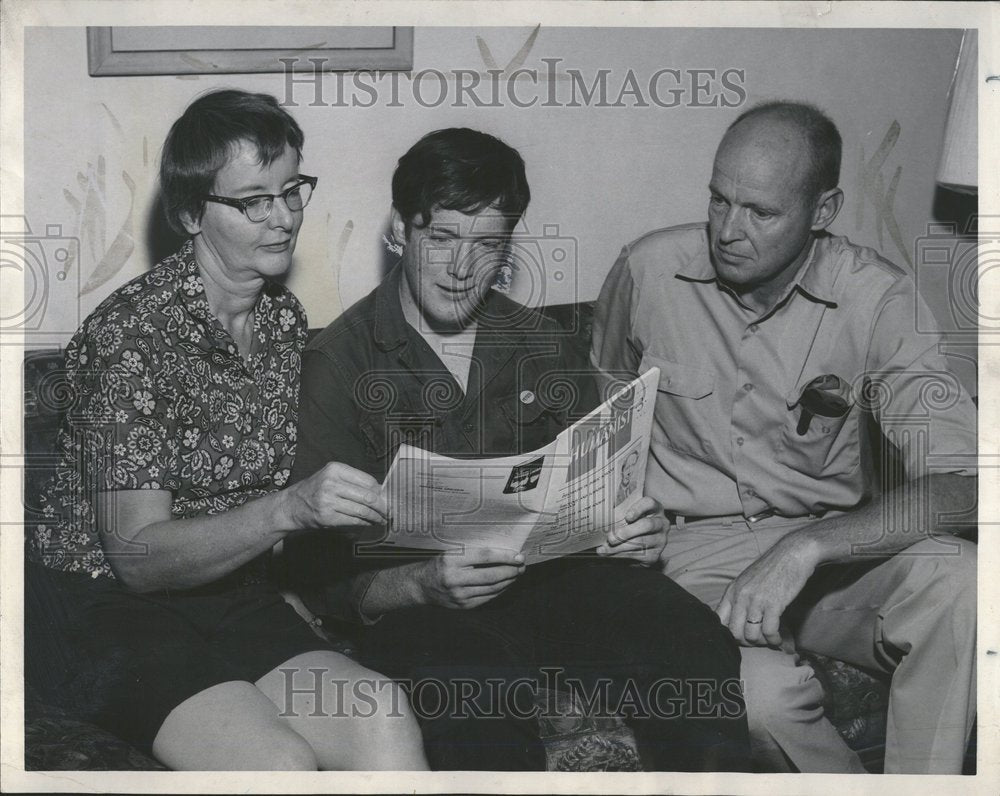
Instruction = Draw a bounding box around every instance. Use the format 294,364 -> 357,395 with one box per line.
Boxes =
86,26 -> 414,76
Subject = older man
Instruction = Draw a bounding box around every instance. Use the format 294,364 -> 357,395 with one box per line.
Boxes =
592,101 -> 977,773
287,127 -> 751,771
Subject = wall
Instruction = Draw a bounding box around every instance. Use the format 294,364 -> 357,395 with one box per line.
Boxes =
21,26 -> 972,388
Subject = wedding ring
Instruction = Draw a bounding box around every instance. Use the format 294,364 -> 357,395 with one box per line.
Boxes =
745,617 -> 763,624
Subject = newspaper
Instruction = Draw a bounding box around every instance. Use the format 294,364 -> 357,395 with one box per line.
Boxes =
381,368 -> 659,563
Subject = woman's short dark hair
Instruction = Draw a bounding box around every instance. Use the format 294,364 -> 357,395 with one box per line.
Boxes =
392,128 -> 530,234
160,89 -> 304,233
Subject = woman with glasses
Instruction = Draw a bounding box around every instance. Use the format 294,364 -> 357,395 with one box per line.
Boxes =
27,89 -> 428,771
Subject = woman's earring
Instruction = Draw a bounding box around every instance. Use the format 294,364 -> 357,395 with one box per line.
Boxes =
382,234 -> 404,257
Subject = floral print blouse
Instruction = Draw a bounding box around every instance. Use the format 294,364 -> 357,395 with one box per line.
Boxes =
29,239 -> 307,579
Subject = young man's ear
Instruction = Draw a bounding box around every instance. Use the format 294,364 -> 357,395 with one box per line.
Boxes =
389,207 -> 408,246
811,187 -> 844,232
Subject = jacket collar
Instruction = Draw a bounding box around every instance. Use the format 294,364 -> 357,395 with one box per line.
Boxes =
373,265 -> 410,352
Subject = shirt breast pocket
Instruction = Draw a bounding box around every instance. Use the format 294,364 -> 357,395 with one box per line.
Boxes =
358,413 -> 395,466
640,352 -> 717,461
777,376 -> 860,479
359,409 -> 436,468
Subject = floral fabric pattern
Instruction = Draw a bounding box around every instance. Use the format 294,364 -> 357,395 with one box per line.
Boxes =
29,239 -> 307,578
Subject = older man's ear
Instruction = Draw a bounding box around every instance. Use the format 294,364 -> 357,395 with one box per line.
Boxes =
810,187 -> 844,232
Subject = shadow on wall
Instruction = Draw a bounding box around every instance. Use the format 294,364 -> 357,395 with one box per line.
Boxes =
144,192 -> 185,267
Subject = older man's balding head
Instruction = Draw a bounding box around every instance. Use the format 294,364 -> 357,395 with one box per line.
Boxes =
721,102 -> 842,201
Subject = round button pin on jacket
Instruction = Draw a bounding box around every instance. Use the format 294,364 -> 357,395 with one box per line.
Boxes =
520,390 -> 535,404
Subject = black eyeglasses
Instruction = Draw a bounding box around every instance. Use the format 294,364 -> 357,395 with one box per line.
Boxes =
202,175 -> 317,223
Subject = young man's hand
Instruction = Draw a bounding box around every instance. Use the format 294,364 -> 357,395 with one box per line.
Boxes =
597,496 -> 667,566
413,547 -> 525,609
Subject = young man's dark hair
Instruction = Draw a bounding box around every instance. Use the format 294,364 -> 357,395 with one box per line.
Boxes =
160,89 -> 305,234
391,127 -> 531,234
729,100 -> 842,198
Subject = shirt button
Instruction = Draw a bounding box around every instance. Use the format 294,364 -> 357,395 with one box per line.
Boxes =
743,383 -> 754,392
463,423 -> 474,432
746,487 -> 757,497
749,324 -> 759,334
736,437 -> 745,446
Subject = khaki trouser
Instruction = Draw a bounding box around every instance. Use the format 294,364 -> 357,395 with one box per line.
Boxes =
662,514 -> 977,774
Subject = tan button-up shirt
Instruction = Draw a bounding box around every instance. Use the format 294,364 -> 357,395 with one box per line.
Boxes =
592,223 -> 976,519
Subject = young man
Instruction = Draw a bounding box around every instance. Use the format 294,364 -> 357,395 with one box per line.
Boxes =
287,127 -> 751,771
592,102 -> 977,773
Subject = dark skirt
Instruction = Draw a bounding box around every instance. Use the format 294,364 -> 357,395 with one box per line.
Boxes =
25,562 -> 331,757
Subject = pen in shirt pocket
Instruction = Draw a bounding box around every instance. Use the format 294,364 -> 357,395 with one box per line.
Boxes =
795,374 -> 851,435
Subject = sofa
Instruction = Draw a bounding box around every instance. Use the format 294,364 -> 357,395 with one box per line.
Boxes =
22,301 -> 971,773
